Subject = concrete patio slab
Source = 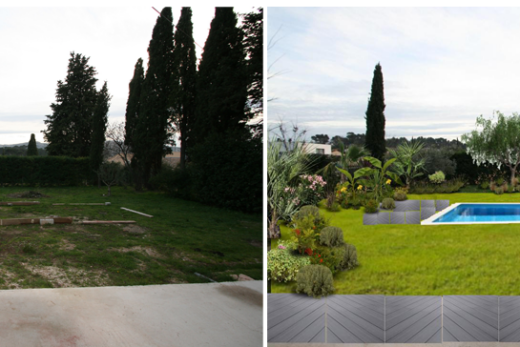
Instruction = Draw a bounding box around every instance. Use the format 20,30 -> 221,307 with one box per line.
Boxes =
0,281 -> 262,347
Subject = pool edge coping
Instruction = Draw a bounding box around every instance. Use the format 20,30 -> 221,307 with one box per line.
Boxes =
421,202 -> 520,225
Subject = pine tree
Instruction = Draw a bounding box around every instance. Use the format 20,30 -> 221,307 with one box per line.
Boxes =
365,63 -> 386,161
43,52 -> 99,157
27,134 -> 38,156
90,82 -> 111,172
191,7 -> 249,149
170,7 -> 197,170
133,7 -> 175,187
124,58 -> 144,151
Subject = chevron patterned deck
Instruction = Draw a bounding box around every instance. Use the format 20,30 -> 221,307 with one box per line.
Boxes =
499,296 -> 520,342
443,296 -> 498,342
326,295 -> 384,343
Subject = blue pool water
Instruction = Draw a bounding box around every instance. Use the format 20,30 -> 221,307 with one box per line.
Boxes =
434,204 -> 520,223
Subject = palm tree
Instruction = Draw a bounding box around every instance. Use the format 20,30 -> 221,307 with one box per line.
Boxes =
389,140 -> 426,186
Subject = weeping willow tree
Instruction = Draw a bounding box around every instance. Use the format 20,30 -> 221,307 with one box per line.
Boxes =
462,111 -> 520,186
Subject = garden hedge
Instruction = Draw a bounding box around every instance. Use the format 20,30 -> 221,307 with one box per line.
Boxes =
0,156 -> 95,186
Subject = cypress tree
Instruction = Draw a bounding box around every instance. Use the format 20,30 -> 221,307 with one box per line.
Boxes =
124,58 -> 144,152
43,52 -> 99,157
90,81 -> 111,172
133,7 -> 175,187
365,63 -> 386,161
170,7 -> 197,170
27,134 -> 38,156
241,7 -> 263,118
191,7 -> 249,149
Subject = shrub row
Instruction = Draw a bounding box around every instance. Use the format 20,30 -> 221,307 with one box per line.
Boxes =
0,156 -> 95,186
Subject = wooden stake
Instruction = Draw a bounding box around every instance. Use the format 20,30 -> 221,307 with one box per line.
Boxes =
81,220 -> 136,224
120,207 -> 153,218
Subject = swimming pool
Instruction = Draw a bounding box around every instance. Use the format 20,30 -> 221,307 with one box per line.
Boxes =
422,203 -> 520,225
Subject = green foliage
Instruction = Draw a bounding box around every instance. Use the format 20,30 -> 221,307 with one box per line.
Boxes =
240,7 -> 263,118
175,130 -> 262,214
133,7 -> 175,187
319,226 -> 345,248
170,7 -> 197,169
290,215 -> 318,254
389,140 -> 425,186
381,197 -> 395,210
494,186 -> 504,195
357,156 -> 402,202
365,63 -> 386,160
420,148 -> 457,178
124,58 -> 144,152
90,82 -> 111,172
428,171 -> 446,184
296,264 -> 334,298
462,111 -> 520,187
267,140 -> 310,237
293,205 -> 320,221
27,134 -> 38,156
43,52 -> 103,157
0,156 -> 93,186
339,243 -> 359,271
409,178 -> 466,194
363,199 -> 379,213
192,7 -> 249,148
267,248 -> 310,283
327,202 -> 341,212
393,187 -> 408,201
480,181 -> 490,190
309,247 -> 344,274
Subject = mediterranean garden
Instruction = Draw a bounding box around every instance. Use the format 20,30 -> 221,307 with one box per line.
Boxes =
268,102 -> 520,296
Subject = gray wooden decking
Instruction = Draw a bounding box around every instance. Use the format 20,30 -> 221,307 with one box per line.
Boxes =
268,294 -> 520,343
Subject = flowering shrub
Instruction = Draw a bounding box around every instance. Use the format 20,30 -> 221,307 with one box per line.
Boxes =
309,246 -> 344,274
297,174 -> 327,206
290,215 -> 318,254
268,248 -> 311,283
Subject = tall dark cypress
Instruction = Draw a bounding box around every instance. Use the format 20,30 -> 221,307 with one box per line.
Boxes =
191,7 -> 248,149
90,82 -> 111,172
134,7 -> 175,187
241,7 -> 263,117
124,58 -> 144,151
365,63 -> 386,160
171,7 -> 197,169
27,134 -> 38,156
43,52 -> 99,157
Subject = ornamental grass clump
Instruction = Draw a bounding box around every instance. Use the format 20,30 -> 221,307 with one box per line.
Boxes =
393,187 -> 408,201
292,205 -> 320,222
381,197 -> 395,210
296,264 -> 334,298
319,226 -> 345,248
339,243 -> 359,271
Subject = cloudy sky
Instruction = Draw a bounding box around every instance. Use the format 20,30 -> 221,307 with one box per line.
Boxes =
267,7 -> 520,141
0,5 -> 255,144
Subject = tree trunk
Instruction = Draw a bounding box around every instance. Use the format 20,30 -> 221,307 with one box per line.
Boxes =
268,210 -> 281,239
511,166 -> 518,188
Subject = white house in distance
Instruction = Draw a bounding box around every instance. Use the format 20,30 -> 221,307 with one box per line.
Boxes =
276,142 -> 332,155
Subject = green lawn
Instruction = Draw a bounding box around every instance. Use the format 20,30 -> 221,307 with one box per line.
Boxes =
271,192 -> 520,295
0,186 -> 262,289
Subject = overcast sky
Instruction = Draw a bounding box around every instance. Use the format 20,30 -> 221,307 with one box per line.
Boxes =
267,7 -> 520,141
0,5 -> 255,144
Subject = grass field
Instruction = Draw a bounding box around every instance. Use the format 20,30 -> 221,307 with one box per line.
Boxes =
0,186 -> 262,289
271,192 -> 520,295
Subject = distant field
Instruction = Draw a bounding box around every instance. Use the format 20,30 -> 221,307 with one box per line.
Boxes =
271,192 -> 520,295
0,186 -> 262,289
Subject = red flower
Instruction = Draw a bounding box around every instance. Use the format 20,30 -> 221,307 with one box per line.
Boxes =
305,248 -> 313,256
312,226 -> 316,230
318,254 -> 321,257
294,229 -> 301,236
320,259 -> 323,263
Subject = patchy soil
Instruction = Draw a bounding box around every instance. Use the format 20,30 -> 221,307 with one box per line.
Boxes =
22,263 -> 110,288
7,191 -> 50,199
107,246 -> 164,259
123,225 -> 146,235
0,268 -> 23,289
59,239 -> 76,251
